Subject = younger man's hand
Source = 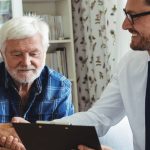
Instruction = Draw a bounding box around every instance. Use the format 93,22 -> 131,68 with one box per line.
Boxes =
78,145 -> 113,150
11,117 -> 29,123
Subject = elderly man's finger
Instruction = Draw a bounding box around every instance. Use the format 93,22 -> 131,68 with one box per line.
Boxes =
14,142 -> 26,150
10,137 -> 19,150
4,135 -> 14,148
8,136 -> 26,150
0,136 -> 7,147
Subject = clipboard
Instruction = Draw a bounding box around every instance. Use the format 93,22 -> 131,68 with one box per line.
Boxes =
13,123 -> 101,150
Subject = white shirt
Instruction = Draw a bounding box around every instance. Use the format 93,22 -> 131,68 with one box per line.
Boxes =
55,50 -> 150,150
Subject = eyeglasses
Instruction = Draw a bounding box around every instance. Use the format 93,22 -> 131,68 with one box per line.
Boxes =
123,9 -> 150,24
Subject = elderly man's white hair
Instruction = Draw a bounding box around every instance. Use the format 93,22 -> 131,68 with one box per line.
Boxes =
0,16 -> 49,52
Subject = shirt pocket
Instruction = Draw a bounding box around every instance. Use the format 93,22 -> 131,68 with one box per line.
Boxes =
27,100 -> 58,122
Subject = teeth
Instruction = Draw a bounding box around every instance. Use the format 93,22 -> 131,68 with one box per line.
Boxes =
132,33 -> 138,37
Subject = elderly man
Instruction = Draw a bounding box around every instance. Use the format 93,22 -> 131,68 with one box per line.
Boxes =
0,16 -> 74,149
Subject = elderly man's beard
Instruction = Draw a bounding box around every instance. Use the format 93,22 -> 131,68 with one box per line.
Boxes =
7,66 -> 44,84
5,61 -> 45,84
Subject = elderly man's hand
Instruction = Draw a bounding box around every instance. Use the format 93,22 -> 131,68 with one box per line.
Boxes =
0,136 -> 26,150
78,145 -> 113,150
0,124 -> 17,138
0,124 -> 26,150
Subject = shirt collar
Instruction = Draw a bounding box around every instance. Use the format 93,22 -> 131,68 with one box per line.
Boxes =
34,76 -> 42,94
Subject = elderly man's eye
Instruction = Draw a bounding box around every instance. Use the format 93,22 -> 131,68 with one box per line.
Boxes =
30,52 -> 40,56
11,52 -> 22,56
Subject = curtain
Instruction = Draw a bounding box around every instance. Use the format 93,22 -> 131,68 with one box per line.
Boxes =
72,0 -> 130,111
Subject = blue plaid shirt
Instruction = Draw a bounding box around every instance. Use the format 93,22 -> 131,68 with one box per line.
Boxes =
0,62 -> 74,123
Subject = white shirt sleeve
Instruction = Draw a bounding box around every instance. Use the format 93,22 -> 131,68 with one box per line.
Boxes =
53,71 -> 125,137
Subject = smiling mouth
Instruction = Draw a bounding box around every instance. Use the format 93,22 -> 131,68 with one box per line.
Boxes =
129,29 -> 139,36
18,69 -> 34,72
132,33 -> 138,37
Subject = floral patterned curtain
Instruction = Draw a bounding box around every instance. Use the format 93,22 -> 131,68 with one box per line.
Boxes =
72,0 -> 129,111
